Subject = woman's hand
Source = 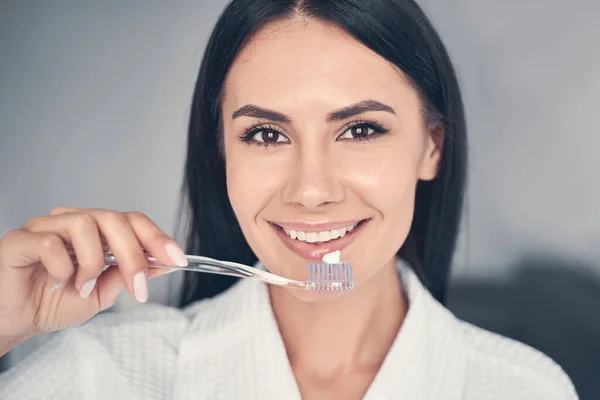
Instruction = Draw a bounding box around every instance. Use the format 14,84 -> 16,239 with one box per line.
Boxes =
0,207 -> 187,349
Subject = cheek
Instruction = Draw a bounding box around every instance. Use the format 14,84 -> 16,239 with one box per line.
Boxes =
343,142 -> 419,266
225,145 -> 287,228
226,161 -> 256,227
341,143 -> 419,217
335,144 -> 419,281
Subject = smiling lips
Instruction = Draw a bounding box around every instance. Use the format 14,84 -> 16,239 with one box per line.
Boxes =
283,222 -> 357,243
271,219 -> 369,261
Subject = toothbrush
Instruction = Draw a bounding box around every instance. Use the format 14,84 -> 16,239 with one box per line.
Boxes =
72,250 -> 354,292
308,250 -> 353,291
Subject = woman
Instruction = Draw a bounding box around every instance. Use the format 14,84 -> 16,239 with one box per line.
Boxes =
0,0 -> 577,399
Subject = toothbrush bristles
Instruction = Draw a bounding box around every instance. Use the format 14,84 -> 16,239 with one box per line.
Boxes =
307,262 -> 354,291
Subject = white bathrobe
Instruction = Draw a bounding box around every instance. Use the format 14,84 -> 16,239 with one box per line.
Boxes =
0,261 -> 578,399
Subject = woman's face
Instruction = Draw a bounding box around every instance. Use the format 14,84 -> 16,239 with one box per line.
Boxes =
222,19 -> 441,299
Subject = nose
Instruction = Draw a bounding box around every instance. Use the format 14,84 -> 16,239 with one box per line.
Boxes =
281,148 -> 345,210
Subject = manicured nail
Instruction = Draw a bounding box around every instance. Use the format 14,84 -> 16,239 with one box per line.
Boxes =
80,278 -> 97,299
165,243 -> 188,267
133,271 -> 148,303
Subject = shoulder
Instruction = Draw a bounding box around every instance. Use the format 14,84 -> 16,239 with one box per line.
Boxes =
404,259 -> 579,400
459,320 -> 578,399
0,303 -> 190,399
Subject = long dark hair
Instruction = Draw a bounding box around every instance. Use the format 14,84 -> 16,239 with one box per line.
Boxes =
178,0 -> 467,307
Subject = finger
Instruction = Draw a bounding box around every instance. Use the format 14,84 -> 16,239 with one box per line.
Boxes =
94,266 -> 177,312
125,212 -> 187,267
95,265 -> 125,311
48,206 -> 79,216
0,230 -> 76,287
49,208 -> 115,249
92,210 -> 149,302
24,214 -> 105,298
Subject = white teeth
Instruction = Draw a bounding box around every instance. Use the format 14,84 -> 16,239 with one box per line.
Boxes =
306,232 -> 318,243
318,231 -> 331,242
282,223 -> 358,243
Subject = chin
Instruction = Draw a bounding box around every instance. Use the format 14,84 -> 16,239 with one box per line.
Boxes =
274,284 -> 352,303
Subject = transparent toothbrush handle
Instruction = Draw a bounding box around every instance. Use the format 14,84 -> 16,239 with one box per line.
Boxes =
69,248 -> 304,288
102,253 -> 256,279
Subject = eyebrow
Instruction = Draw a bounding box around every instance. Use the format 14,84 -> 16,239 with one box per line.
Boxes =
231,105 -> 291,123
326,99 -> 396,122
231,99 -> 396,123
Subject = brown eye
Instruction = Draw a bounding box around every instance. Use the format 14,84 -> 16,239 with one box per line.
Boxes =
350,125 -> 371,138
261,130 -> 279,142
248,127 -> 289,145
339,123 -> 376,140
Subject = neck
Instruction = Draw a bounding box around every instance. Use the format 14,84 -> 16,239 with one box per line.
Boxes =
269,258 -> 407,379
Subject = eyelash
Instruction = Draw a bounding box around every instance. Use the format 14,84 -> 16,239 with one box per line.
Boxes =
237,119 -> 390,147
238,123 -> 287,148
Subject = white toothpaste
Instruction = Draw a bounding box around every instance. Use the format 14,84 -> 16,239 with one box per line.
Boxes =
321,250 -> 341,264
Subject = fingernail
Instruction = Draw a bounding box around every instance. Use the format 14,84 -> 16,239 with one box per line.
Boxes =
165,243 -> 188,267
80,278 -> 97,299
133,271 -> 148,303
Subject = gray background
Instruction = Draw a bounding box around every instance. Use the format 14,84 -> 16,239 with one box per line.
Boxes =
1,1 -> 599,398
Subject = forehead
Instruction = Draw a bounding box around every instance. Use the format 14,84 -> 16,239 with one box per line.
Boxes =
223,19 -> 414,109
